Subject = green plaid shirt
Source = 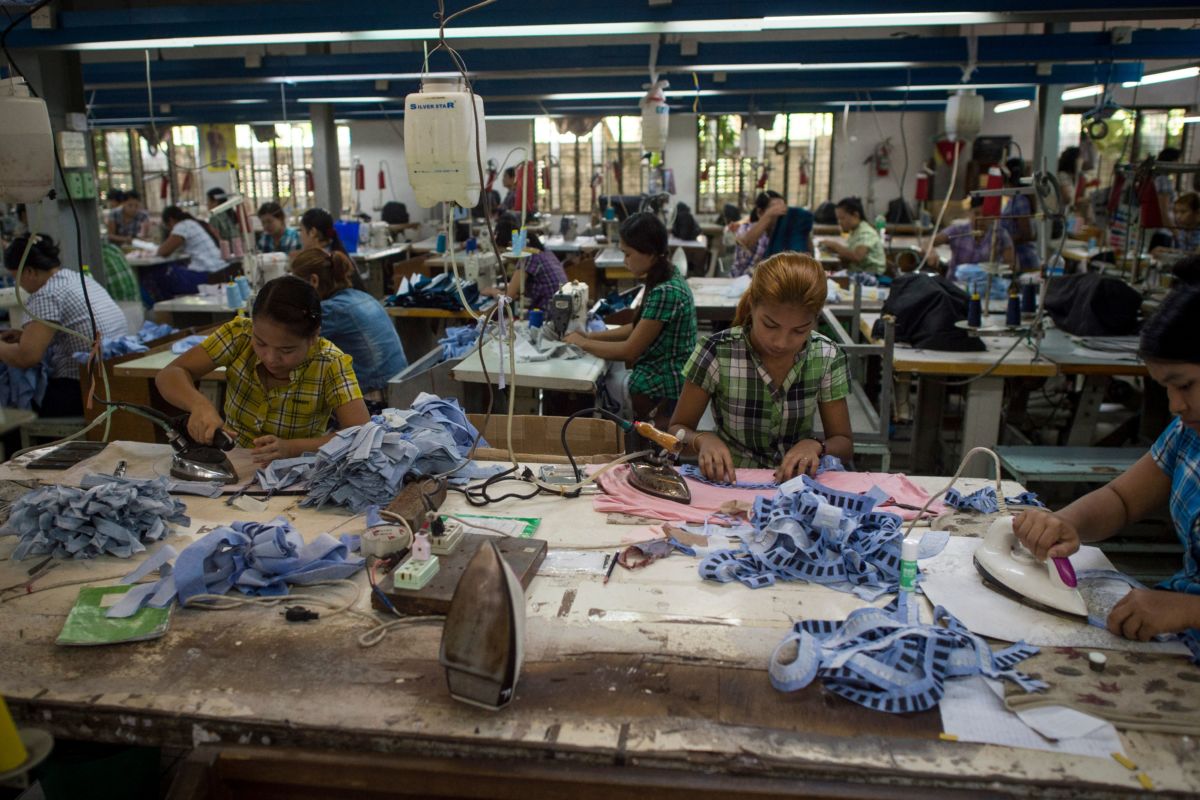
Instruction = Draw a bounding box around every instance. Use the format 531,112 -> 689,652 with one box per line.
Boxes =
683,326 -> 849,468
101,243 -> 139,303
628,267 -> 696,401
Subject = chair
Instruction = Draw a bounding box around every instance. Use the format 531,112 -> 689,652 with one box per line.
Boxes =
817,307 -> 896,471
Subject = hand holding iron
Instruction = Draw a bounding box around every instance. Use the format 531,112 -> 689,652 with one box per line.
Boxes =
1013,509 -> 1081,560
187,403 -> 233,448
1108,589 -> 1200,641
695,432 -> 735,485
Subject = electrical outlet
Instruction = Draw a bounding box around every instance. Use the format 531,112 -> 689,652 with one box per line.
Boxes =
392,554 -> 440,591
431,520 -> 464,555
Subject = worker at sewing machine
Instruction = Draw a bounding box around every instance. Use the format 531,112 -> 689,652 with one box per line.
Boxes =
817,196 -> 886,275
1150,192 -> 1200,258
480,212 -> 567,312
565,212 -> 696,429
156,275 -> 370,467
732,191 -> 787,277
105,189 -> 149,247
297,208 -> 367,292
0,234 -> 127,418
157,205 -> 229,293
668,253 -> 854,484
1014,277 -> 1200,642
925,195 -> 1015,280
256,201 -> 302,255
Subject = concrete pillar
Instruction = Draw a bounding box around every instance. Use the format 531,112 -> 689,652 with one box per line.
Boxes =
310,103 -> 343,215
1032,23 -> 1069,177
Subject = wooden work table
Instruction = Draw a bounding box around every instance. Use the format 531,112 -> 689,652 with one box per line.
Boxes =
0,453 -> 1194,796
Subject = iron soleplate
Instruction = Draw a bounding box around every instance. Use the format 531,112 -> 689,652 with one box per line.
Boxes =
628,462 -> 691,505
974,556 -> 1090,621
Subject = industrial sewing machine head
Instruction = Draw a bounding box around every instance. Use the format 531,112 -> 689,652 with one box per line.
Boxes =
547,280 -> 589,338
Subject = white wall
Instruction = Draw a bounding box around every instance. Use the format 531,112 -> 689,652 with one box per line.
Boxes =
665,112 -> 698,208
830,110 -> 940,219
981,101 -> 1038,167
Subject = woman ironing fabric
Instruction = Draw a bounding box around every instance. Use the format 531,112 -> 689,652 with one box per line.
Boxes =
1014,276 -> 1200,641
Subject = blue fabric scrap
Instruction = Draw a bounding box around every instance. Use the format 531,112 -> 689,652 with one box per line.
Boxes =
0,474 -> 189,560
943,486 -> 1045,513
170,334 -> 207,354
71,321 -> 180,363
768,592 -> 1046,712
0,358 -> 49,409
438,325 -> 481,361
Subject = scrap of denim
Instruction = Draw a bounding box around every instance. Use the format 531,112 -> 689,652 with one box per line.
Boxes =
170,334 -> 207,354
678,456 -> 845,489
768,592 -> 1046,712
255,455 -> 318,492
137,321 -> 177,341
943,486 -> 1045,513
1,474 -> 188,560
166,480 -> 225,498
438,325 -> 480,361
408,393 -> 487,456
388,272 -> 486,312
697,474 -> 949,600
0,359 -> 49,409
445,461 -> 508,486
514,326 -> 584,363
105,516 -> 365,618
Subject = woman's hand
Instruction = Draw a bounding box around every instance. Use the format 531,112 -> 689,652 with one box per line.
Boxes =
1013,509 -> 1081,560
777,439 -> 823,482
481,286 -> 501,298
251,435 -> 292,466
764,198 -> 788,219
187,404 -> 229,447
696,433 -> 735,484
1108,589 -> 1200,641
563,331 -> 587,347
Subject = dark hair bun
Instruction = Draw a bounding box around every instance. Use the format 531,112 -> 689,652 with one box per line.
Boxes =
4,233 -> 60,272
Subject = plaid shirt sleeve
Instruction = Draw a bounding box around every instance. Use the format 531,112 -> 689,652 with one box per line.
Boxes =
321,349 -> 364,410
818,343 -> 851,403
101,244 -> 139,302
682,337 -> 720,395
201,318 -> 249,367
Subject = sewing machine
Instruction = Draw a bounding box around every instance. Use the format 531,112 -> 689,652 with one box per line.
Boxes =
548,281 -> 589,338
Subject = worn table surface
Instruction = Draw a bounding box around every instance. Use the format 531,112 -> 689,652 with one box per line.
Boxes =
451,337 -> 605,393
0,459 -> 1194,795
351,243 -> 410,262
112,349 -> 225,381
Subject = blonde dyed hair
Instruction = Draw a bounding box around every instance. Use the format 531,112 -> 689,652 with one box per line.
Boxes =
733,252 -> 828,327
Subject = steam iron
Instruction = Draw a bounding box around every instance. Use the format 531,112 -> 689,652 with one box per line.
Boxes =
439,541 -> 525,710
105,401 -> 239,484
973,516 -> 1087,619
624,419 -> 692,505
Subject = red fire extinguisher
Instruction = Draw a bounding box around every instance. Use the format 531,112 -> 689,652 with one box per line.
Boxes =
798,158 -> 809,186
354,162 -> 365,192
915,170 -> 931,202
160,175 -> 169,200
873,142 -> 891,177
304,169 -> 315,192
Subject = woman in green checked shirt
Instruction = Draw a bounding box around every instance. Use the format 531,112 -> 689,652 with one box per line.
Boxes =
669,253 -> 854,484
565,212 -> 696,428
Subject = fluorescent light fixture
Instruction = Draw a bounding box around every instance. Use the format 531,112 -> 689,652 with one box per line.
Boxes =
891,83 -> 1030,91
298,96 -> 395,103
1183,115 -> 1200,124
994,99 -> 1031,113
541,89 -> 722,101
1061,84 -> 1103,101
823,100 -> 946,107
684,61 -> 917,73
265,72 -> 458,84
1121,66 -> 1199,88
54,13 -> 1011,51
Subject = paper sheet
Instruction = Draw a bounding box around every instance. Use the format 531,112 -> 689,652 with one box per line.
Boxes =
940,676 -> 1124,760
444,513 -> 539,539
920,537 -> 1189,655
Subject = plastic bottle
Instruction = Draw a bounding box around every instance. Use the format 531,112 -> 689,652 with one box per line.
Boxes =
874,214 -> 888,248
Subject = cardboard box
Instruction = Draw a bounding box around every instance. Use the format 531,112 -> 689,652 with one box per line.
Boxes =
467,413 -> 623,464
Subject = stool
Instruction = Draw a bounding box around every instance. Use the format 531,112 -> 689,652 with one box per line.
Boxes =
19,416 -> 87,451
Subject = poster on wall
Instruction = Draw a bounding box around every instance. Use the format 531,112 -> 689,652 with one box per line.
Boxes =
201,124 -> 238,171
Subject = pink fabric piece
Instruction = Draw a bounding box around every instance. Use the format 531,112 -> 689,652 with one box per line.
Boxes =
592,466 -> 945,524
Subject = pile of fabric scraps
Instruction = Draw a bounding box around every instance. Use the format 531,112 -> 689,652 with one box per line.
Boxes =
302,395 -> 491,512
769,592 -> 1046,712
944,485 -> 1044,513
388,273 -> 486,312
697,475 -> 949,600
0,358 -> 49,409
71,320 -> 179,363
170,334 -> 207,354
1,475 -> 188,560
594,465 -> 946,525
255,455 -> 318,493
103,516 -> 364,619
438,325 -> 480,361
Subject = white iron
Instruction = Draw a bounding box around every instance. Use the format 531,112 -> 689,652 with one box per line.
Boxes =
973,516 -> 1088,618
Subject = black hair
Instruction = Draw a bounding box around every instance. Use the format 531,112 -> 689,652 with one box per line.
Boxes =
749,190 -> 783,223
4,233 -> 60,272
162,205 -> 220,246
503,167 -> 516,179
123,189 -> 141,201
252,275 -> 322,339
495,212 -> 543,251
1139,283 -> 1200,363
300,207 -> 346,253
1177,192 -> 1200,213
207,187 -> 228,201
1159,147 -> 1182,163
1171,253 -> 1200,288
969,194 -> 986,209
835,196 -> 866,220
107,189 -> 126,203
1057,146 -> 1081,176
257,201 -> 286,222
1005,157 -> 1025,186
620,212 -> 672,323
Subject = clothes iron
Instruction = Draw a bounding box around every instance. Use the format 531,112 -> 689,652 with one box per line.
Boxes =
973,515 -> 1087,618
106,401 -> 239,484
439,540 -> 524,710
625,420 -> 691,505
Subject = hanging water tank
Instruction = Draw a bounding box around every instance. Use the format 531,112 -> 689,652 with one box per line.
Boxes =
945,91 -> 984,143
404,80 -> 488,209
0,78 -> 53,203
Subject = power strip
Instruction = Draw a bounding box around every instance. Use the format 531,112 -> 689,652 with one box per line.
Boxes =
431,520 -> 464,555
392,554 -> 440,591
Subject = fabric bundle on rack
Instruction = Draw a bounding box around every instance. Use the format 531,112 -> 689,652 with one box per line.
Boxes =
698,474 -> 948,600
104,516 -> 364,619
1,474 -> 189,560
769,593 -> 1046,713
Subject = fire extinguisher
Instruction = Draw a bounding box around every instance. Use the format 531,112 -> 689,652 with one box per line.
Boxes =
915,170 -> 930,202
756,163 -> 769,189
873,142 -> 891,177
304,169 -> 315,193
797,158 -> 809,186
377,164 -> 386,209
354,162 -> 365,192
160,175 -> 169,200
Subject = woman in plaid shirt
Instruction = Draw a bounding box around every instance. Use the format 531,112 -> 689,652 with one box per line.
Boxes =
669,252 -> 853,484
157,275 -> 370,466
1015,278 -> 1200,643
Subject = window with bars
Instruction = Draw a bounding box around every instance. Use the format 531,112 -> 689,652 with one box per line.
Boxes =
234,123 -> 351,213
534,116 -> 644,214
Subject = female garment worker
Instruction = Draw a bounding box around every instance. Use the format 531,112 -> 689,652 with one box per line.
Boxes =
157,275 -> 370,466
290,248 -> 407,403
257,202 -> 302,255
818,197 -> 886,274
732,191 -> 789,277
1015,276 -> 1200,641
0,234 -> 128,417
106,190 -> 149,246
480,212 -> 568,312
565,212 -> 696,428
670,252 -> 853,483
927,195 -> 1015,280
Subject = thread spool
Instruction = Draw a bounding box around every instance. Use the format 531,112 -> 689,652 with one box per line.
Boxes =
1006,292 -> 1022,327
0,696 -> 28,773
1021,281 -> 1037,313
235,275 -> 251,302
225,282 -> 242,309
967,291 -> 983,328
